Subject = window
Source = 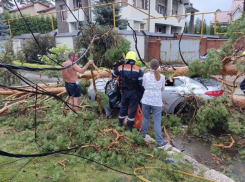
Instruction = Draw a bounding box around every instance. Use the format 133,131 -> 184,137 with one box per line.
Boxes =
172,0 -> 178,15
140,23 -> 145,31
115,0 -> 128,7
60,4 -> 67,21
133,0 -> 147,10
134,22 -> 140,30
73,0 -> 79,9
134,22 -> 145,31
155,25 -> 166,33
158,5 -> 165,14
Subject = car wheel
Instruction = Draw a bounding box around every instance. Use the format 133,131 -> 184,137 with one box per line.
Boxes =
174,102 -> 190,115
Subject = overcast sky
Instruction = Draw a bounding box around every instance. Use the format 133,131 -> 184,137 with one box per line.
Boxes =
189,0 -> 233,25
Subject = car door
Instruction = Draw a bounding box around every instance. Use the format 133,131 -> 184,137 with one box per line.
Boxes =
162,77 -> 188,114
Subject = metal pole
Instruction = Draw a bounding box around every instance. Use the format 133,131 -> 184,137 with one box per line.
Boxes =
200,13 -> 204,38
214,12 -> 217,34
113,4 -> 116,28
50,14 -> 54,32
7,20 -> 12,36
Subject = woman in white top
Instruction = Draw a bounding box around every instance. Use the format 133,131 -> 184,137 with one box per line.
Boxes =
141,59 -> 168,148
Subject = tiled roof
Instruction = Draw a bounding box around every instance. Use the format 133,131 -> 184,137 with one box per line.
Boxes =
10,2 -> 49,12
228,0 -> 243,14
37,6 -> 55,13
211,11 -> 230,24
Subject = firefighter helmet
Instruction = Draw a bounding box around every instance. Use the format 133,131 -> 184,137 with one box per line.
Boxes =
125,51 -> 137,62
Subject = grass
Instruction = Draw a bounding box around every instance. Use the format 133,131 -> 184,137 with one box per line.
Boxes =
0,124 -> 209,182
12,60 -> 61,68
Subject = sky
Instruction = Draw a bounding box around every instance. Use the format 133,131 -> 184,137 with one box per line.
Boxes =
189,0 -> 233,25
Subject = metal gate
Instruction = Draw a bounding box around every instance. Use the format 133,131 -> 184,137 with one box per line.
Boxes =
160,39 -> 200,63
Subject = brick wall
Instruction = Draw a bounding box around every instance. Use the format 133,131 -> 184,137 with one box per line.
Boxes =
148,34 -> 228,61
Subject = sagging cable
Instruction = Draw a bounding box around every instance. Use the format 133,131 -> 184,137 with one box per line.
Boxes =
127,22 -> 146,66
13,0 -> 61,66
0,36 -> 95,71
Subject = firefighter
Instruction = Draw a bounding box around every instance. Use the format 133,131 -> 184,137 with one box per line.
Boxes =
112,51 -> 144,131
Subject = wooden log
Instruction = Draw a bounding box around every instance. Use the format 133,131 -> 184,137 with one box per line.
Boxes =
158,65 -> 241,77
77,70 -> 111,79
0,100 -> 27,114
0,87 -> 66,96
232,96 -> 245,108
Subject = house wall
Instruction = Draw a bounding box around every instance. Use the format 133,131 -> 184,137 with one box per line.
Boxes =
33,4 -> 49,14
17,6 -> 36,15
61,0 -> 185,33
232,8 -> 242,21
123,34 -> 145,59
55,0 -> 69,33
56,36 -> 74,49
48,9 -> 57,18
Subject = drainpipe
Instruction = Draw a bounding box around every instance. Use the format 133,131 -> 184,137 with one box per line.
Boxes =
148,0 -> 150,32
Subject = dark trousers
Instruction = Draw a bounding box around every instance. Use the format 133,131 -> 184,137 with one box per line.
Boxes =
119,89 -> 140,125
240,78 -> 245,94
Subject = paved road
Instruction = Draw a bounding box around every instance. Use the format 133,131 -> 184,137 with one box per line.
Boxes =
214,75 -> 245,96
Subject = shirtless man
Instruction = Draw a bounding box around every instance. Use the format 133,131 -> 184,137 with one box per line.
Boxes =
61,52 -> 94,112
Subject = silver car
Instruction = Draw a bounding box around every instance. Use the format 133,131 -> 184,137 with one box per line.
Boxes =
87,76 -> 224,116
163,76 -> 223,114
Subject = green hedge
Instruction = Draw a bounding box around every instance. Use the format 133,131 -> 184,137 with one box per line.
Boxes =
12,60 -> 61,68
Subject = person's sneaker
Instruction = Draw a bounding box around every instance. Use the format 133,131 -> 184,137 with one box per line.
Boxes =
143,134 -> 156,143
157,142 -> 169,149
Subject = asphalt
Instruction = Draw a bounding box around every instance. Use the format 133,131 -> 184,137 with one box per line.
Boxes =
213,75 -> 245,96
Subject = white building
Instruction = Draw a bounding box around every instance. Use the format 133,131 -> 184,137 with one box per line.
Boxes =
55,0 -> 193,34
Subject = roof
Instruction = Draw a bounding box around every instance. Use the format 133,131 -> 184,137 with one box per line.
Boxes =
10,2 -> 49,12
228,0 -> 243,15
186,7 -> 199,13
211,11 -> 230,24
37,6 -> 55,13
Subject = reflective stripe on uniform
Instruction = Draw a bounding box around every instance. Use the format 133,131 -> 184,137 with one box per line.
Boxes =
112,72 -> 117,77
128,117 -> 135,121
118,67 -> 139,73
119,115 -> 126,119
138,77 -> 143,80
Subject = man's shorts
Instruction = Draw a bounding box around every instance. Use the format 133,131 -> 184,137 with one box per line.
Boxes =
65,81 -> 81,97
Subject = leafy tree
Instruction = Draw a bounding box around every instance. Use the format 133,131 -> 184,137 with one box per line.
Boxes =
184,22 -> 188,33
209,25 -> 214,35
203,22 -> 207,34
1,0 -> 15,11
0,38 -> 21,85
75,26 -> 130,68
92,0 -> 127,29
216,21 -> 226,33
194,26 -> 197,34
0,16 -> 9,36
194,17 -> 201,34
23,34 -> 56,63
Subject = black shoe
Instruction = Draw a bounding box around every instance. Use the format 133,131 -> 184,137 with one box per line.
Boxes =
118,119 -> 124,127
126,126 -> 139,132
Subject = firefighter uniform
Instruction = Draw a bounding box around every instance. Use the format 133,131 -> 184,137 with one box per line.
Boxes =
112,51 -> 143,131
